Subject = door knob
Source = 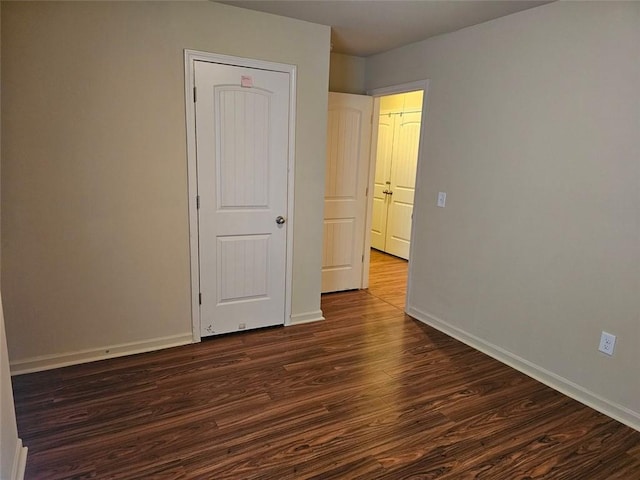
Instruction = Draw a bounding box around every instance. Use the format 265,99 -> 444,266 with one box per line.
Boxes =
276,216 -> 286,225
382,189 -> 393,195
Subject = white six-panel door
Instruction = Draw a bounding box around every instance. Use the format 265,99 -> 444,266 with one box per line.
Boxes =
195,60 -> 290,336
322,92 -> 373,293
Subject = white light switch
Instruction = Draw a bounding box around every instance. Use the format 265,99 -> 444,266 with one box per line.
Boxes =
437,192 -> 447,208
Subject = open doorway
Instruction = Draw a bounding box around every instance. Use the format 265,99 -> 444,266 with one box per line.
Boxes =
321,81 -> 428,308
363,84 -> 427,310
370,91 -> 423,258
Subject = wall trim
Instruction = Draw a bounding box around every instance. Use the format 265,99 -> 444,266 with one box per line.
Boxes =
9,333 -> 192,376
367,80 -> 428,97
407,305 -> 640,433
11,439 -> 27,480
289,310 -> 325,325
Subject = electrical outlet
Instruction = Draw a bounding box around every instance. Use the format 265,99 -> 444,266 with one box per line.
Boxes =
598,331 -> 616,356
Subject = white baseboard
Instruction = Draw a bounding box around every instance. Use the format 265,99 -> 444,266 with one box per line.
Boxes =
407,305 -> 640,433
10,333 -> 193,375
11,438 -> 28,480
289,310 -> 325,325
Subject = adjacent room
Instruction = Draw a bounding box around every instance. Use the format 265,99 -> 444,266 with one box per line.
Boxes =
1,1 -> 639,478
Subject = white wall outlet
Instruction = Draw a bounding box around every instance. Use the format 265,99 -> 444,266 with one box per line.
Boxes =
598,331 -> 616,356
437,192 -> 447,207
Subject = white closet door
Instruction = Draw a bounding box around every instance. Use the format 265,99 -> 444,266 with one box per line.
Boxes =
385,111 -> 422,259
322,92 -> 373,293
195,60 -> 290,336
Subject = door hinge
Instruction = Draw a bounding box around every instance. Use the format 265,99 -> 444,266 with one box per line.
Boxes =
193,86 -> 197,103
196,195 -> 200,209
199,293 -> 202,305
365,187 -> 369,197
362,253 -> 365,262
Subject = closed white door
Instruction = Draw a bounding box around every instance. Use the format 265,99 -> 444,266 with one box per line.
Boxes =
195,60 -> 290,336
322,92 -> 373,293
371,111 -> 421,260
385,111 -> 421,259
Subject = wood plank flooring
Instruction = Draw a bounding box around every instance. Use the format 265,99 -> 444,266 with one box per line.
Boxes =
11,251 -> 640,479
367,249 -> 408,309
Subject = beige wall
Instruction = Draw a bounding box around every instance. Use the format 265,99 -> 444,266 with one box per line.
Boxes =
367,1 -> 640,428
1,2 -> 330,366
329,52 -> 365,94
1,301 -> 24,478
1,3 -> 26,474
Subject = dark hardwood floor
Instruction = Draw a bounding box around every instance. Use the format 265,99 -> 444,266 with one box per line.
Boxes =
368,249 -> 408,309
11,250 -> 640,479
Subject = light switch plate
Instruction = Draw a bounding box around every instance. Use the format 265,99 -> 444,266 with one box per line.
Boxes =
437,192 -> 447,208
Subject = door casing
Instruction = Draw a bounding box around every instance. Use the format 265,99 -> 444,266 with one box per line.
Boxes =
184,50 -> 297,342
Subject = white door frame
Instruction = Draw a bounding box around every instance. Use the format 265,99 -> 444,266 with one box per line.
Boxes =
363,80 -> 429,310
184,49 -> 297,342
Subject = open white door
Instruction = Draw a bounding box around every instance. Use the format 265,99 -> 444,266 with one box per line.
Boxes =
322,92 -> 373,293
194,60 -> 290,336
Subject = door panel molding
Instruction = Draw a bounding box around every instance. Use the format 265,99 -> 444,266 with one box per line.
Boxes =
184,50 -> 297,342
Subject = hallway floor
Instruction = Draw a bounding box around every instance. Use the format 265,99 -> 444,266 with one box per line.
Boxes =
367,248 -> 408,309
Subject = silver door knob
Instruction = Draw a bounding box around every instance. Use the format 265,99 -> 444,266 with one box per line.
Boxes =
276,216 -> 286,225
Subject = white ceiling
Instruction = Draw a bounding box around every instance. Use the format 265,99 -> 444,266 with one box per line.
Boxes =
218,1 -> 552,57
